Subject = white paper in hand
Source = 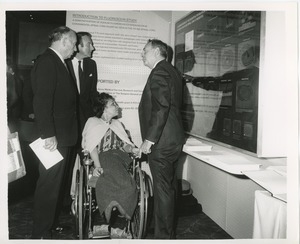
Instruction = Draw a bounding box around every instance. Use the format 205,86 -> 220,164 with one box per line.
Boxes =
29,138 -> 63,169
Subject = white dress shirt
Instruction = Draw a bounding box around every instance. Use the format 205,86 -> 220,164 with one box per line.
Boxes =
71,57 -> 82,93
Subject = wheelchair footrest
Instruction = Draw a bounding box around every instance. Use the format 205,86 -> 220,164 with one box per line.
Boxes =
110,227 -> 132,239
91,225 -> 110,239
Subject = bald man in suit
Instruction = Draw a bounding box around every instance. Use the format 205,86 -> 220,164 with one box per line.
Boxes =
31,26 -> 78,239
138,39 -> 185,239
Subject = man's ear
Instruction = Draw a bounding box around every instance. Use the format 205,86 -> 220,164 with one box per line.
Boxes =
61,36 -> 67,47
76,44 -> 81,53
154,47 -> 160,57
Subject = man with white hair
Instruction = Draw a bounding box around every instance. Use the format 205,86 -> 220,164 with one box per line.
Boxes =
31,26 -> 78,239
139,39 -> 185,239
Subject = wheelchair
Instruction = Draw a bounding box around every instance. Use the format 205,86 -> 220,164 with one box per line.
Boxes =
71,150 -> 153,239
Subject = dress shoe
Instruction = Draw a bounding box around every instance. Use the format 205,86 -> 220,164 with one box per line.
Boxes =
51,226 -> 64,233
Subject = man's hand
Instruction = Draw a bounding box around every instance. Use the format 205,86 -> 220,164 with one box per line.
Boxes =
139,140 -> 152,157
44,136 -> 58,151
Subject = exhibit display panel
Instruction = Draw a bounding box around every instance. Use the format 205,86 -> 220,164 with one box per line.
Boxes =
66,11 -> 171,146
175,11 -> 261,154
175,11 -> 287,158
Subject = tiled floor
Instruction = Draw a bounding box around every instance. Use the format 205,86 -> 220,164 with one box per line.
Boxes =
8,193 -> 233,240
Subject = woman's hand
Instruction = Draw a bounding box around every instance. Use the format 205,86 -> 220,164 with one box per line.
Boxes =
93,166 -> 104,177
131,147 -> 140,157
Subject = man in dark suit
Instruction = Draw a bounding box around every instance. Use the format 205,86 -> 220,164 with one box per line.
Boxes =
138,39 -> 185,239
65,32 -> 98,200
66,31 -> 98,132
31,26 -> 78,239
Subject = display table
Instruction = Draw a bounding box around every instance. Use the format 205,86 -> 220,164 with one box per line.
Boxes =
179,137 -> 287,239
182,137 -> 282,175
253,190 -> 287,238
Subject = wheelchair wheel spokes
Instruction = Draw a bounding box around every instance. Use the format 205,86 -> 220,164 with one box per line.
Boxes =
73,151 -> 98,239
74,169 -> 80,238
78,166 -> 89,239
131,166 -> 145,239
87,186 -> 93,238
143,173 -> 154,237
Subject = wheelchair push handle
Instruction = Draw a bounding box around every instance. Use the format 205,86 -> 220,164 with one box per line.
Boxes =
82,149 -> 94,166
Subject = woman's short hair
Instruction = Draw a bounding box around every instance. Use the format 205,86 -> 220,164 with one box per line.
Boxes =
93,92 -> 114,118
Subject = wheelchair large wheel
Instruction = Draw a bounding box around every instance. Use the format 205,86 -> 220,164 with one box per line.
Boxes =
131,167 -> 149,239
142,172 -> 153,237
74,169 -> 80,238
74,166 -> 88,239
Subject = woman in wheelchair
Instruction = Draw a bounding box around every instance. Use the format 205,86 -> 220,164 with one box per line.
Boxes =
81,92 -> 139,238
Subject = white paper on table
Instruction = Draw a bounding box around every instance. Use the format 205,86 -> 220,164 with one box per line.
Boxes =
184,138 -> 213,151
213,154 -> 257,165
212,154 -> 261,171
29,138 -> 63,169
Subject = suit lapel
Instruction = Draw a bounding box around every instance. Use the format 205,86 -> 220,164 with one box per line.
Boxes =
48,49 -> 70,76
66,60 -> 76,83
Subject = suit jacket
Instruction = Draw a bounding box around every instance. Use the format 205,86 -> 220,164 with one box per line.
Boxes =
138,60 -> 185,150
31,48 -> 78,147
66,57 -> 98,132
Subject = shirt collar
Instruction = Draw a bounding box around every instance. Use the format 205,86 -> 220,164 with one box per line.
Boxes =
72,57 -> 81,65
153,58 -> 164,69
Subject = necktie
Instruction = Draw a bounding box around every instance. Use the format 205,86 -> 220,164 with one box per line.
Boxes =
78,60 -> 83,93
78,60 -> 83,80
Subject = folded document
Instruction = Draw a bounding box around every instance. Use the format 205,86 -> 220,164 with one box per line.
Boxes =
29,138 -> 63,169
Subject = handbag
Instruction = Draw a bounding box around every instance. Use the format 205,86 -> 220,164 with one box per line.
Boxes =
7,132 -> 26,183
